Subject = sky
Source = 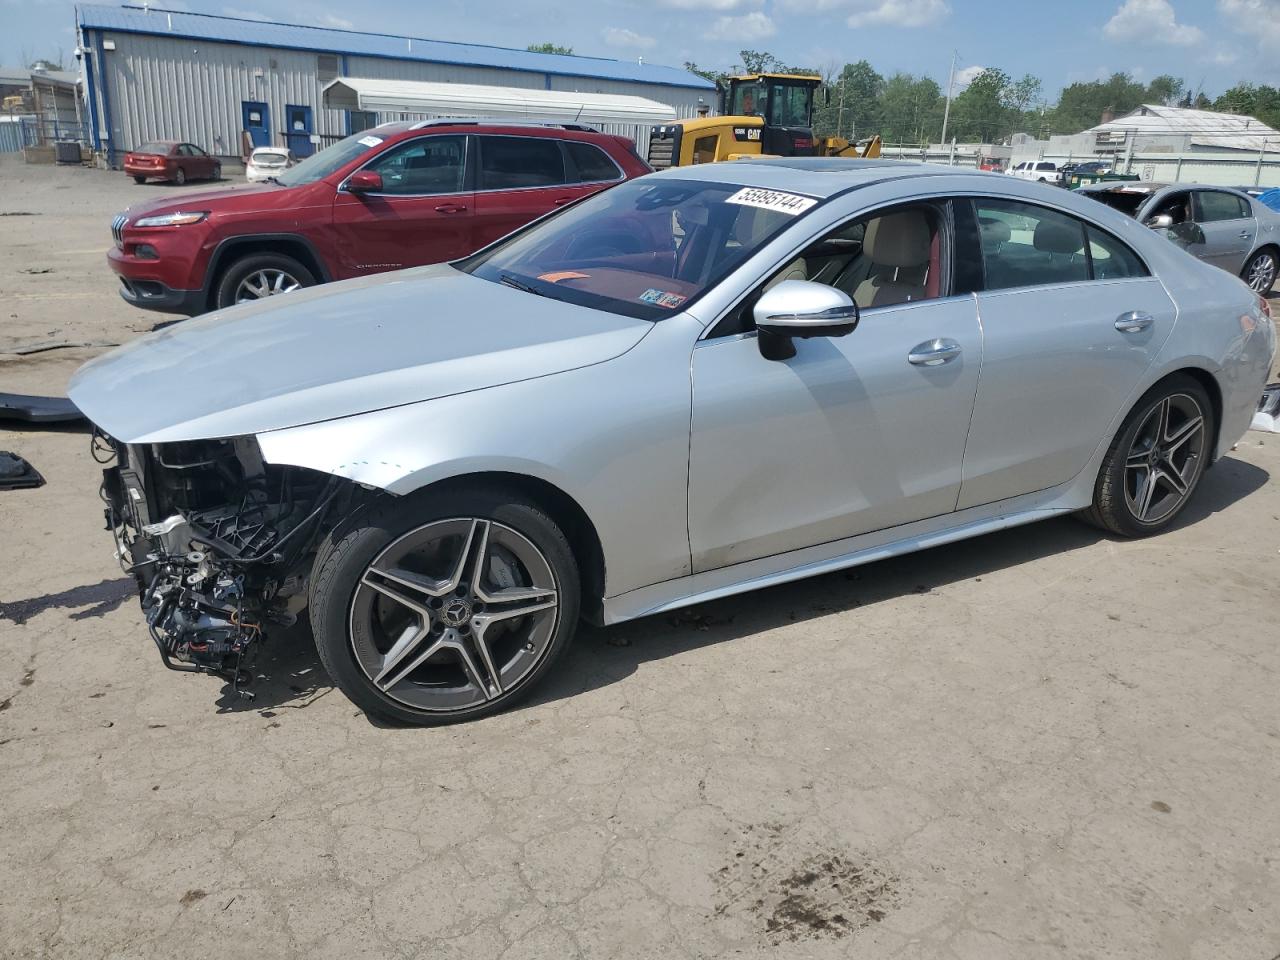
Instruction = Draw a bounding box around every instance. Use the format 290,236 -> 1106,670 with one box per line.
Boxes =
5,0 -> 1279,102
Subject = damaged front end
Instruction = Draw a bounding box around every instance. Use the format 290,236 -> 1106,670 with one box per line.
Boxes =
94,430 -> 361,695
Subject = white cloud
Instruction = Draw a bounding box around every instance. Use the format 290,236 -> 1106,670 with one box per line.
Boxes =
953,64 -> 985,89
657,0 -> 762,8
844,0 -> 950,27
1218,0 -> 1280,45
602,27 -> 656,49
1103,0 -> 1203,46
709,11 -> 776,40
319,13 -> 354,29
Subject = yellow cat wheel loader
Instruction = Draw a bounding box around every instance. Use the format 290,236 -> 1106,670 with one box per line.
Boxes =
647,73 -> 881,169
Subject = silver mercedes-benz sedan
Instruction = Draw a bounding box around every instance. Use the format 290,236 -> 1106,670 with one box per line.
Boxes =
70,159 -> 1276,725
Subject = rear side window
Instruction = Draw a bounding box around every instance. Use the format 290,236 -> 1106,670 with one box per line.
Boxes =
1195,191 -> 1249,222
975,199 -> 1088,289
480,136 -> 565,189
1086,226 -> 1148,280
565,141 -> 621,183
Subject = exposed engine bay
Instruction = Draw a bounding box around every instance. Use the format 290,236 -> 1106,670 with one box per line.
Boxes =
94,430 -> 359,696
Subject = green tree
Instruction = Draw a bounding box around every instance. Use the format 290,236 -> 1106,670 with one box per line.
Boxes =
1049,72 -> 1147,135
526,42 -> 574,55
683,61 -> 729,87
949,68 -> 1011,142
1146,74 -> 1184,106
878,73 -> 942,143
814,60 -> 884,141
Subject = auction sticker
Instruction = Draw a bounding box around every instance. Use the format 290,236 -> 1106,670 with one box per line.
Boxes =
537,271 -> 590,283
725,187 -> 817,215
639,288 -> 687,308
357,135 -> 384,147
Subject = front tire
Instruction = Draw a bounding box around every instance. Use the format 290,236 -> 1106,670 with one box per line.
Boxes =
211,162 -> 222,181
309,487 -> 581,725
132,175 -> 146,184
1084,375 -> 1213,536
214,253 -> 315,308
174,167 -> 186,185
1242,247 -> 1277,295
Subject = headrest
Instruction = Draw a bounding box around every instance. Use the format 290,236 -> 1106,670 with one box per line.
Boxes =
1033,219 -> 1084,255
864,210 -> 932,268
979,217 -> 1011,248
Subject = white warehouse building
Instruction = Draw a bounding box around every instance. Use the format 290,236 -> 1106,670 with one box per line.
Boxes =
74,4 -> 716,164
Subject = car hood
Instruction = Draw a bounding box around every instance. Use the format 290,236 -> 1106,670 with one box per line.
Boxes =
121,182 -> 283,219
69,265 -> 653,444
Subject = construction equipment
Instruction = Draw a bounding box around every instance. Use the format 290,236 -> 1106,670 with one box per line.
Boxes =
647,73 -> 881,169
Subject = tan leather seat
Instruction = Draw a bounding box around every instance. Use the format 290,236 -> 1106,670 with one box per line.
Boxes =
852,210 -> 932,308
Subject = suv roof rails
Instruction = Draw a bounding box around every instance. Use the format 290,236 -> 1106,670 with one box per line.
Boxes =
407,118 -> 601,132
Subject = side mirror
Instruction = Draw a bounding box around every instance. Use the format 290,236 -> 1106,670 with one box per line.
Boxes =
346,170 -> 383,194
753,280 -> 859,361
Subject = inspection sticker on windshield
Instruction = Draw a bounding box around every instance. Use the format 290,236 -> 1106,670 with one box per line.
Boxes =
357,135 -> 384,147
639,288 -> 687,308
725,187 -> 817,216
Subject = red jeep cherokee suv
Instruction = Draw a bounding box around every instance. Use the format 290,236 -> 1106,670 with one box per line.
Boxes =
108,121 -> 650,315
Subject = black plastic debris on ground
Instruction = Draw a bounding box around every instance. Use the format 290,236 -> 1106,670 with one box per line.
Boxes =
0,393 -> 83,424
0,451 -> 44,490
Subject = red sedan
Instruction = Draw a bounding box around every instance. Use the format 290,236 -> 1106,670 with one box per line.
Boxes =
123,141 -> 221,186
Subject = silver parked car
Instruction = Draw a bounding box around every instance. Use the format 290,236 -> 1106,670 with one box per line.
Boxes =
1079,181 -> 1280,294
70,160 -> 1276,725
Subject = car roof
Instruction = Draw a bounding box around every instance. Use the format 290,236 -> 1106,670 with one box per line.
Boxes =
642,158 -> 1013,199
367,120 -> 620,141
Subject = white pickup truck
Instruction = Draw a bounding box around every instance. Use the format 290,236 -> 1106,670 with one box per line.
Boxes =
1008,160 -> 1058,182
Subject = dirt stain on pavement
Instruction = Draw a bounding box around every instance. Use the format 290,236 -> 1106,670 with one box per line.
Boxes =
715,825 -> 901,944
0,578 -> 134,625
179,889 -> 207,907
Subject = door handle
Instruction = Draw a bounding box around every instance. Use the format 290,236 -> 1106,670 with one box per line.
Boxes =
553,197 -> 575,206
907,338 -> 962,366
1238,231 -> 1251,240
1114,311 -> 1154,333
434,203 -> 467,214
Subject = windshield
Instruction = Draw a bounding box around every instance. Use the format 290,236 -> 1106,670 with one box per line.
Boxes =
459,177 -> 818,321
729,82 -> 767,118
275,130 -> 388,186
1082,190 -> 1147,217
768,84 -> 813,127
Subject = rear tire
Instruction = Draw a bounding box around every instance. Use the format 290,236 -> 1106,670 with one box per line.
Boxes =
309,486 -> 581,725
1083,375 -> 1213,537
1242,247 -> 1277,295
132,175 -> 146,184
211,162 -> 222,181
174,167 -> 186,185
214,253 -> 315,308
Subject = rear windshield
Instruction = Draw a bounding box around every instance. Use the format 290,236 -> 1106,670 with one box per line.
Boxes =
134,142 -> 172,155
459,177 -> 818,321
274,131 -> 387,187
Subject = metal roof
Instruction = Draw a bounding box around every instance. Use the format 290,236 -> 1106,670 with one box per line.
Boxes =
0,66 -> 79,88
1091,104 -> 1280,152
322,78 -> 676,125
76,4 -> 716,91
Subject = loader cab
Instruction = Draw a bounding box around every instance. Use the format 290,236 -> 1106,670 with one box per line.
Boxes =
724,74 -> 820,156
647,73 -> 822,169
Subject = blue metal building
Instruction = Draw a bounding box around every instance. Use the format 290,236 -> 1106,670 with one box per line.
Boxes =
74,4 -> 715,163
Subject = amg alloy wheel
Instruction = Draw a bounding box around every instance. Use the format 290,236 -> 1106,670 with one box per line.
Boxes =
309,489 -> 580,725
1243,249 -> 1277,295
1085,375 -> 1212,536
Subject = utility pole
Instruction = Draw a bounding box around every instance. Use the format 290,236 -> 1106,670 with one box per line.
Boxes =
837,80 -> 846,141
939,50 -> 957,147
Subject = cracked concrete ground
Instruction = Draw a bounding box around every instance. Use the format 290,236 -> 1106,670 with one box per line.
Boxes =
2,157 -> 1279,960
